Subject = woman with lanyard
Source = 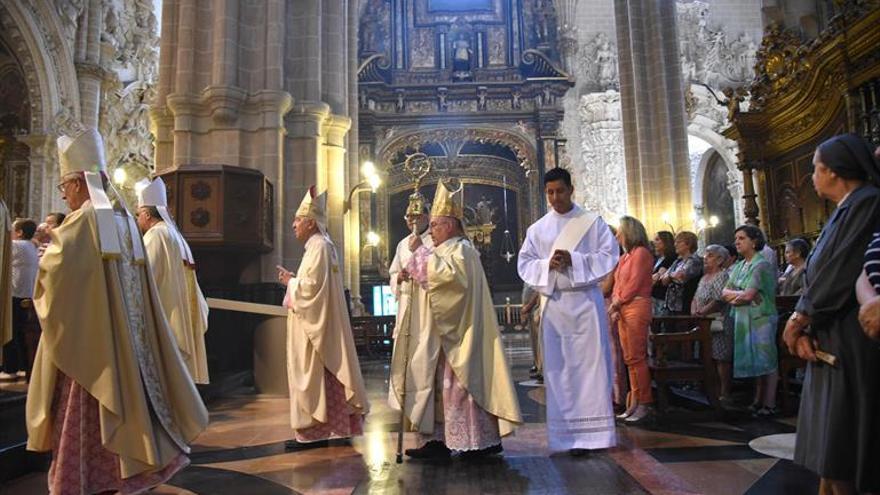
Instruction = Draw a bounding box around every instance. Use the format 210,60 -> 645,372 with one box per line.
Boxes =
782,134 -> 880,494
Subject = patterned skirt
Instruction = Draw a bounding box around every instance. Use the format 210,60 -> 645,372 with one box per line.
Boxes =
49,373 -> 188,495
294,369 -> 364,442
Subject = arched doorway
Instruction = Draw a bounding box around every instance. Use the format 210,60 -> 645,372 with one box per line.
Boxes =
0,38 -> 31,216
702,151 -> 736,246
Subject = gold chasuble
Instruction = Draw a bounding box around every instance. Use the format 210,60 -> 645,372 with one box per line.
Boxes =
286,233 -> 369,430
144,222 -> 210,384
0,199 -> 11,357
427,236 -> 523,436
26,203 -> 209,478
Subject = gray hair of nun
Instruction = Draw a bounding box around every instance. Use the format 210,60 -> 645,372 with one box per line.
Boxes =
704,244 -> 730,263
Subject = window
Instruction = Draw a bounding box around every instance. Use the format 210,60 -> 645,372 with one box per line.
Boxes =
372,285 -> 398,316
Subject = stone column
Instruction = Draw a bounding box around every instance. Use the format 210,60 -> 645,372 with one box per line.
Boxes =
154,0 -> 294,284
322,115 -> 351,271
75,0 -> 103,128
19,134 -> 57,217
284,102 -> 329,269
346,0 -> 364,312
614,0 -> 692,235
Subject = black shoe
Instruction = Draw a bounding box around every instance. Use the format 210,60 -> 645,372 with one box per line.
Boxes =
285,439 -> 328,451
529,367 -> 539,378
535,375 -> 543,384
753,406 -> 779,419
458,443 -> 503,460
405,440 -> 451,459
569,448 -> 590,457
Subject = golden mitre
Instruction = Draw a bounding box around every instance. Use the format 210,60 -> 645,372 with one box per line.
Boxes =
430,180 -> 463,220
296,186 -> 328,227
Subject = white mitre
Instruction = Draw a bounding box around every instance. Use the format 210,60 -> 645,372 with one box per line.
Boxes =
136,177 -> 195,265
296,187 -> 328,231
57,128 -> 142,260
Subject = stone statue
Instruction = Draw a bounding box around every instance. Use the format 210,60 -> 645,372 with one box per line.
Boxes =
533,0 -> 552,43
452,34 -> 472,72
596,38 -> 618,90
721,87 -> 745,122
56,0 -> 85,47
475,196 -> 496,225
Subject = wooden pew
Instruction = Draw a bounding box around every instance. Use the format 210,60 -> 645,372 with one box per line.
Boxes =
350,316 -> 396,358
648,315 -> 719,415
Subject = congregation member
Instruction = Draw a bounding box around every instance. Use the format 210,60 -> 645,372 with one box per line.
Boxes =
3,219 -> 40,381
607,216 -> 654,424
778,238 -> 809,296
395,181 -> 522,460
601,255 -> 628,410
136,177 -> 210,384
31,223 -> 50,249
27,127 -> 208,493
782,134 -> 880,494
520,283 -> 543,382
723,225 -> 779,417
45,212 -> 66,231
277,188 -> 369,450
650,231 -> 676,314
691,244 -> 732,403
660,231 -> 703,315
0,199 -> 10,374
857,231 -> 880,340
387,205 -> 433,407
518,167 -> 619,455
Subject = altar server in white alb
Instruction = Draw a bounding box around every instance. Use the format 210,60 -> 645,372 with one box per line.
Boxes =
136,177 -> 210,384
517,167 -> 620,455
387,205 -> 433,409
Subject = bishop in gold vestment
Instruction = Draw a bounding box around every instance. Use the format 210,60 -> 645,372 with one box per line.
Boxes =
136,177 -> 210,384
394,182 -> 522,460
278,188 -> 369,448
26,128 -> 208,494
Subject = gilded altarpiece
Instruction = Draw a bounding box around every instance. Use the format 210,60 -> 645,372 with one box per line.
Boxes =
725,2 -> 880,249
358,0 -> 571,298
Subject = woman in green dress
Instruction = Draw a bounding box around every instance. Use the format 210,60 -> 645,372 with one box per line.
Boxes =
722,224 -> 779,416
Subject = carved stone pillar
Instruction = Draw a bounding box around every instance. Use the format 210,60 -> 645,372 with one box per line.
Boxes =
574,91 -> 627,219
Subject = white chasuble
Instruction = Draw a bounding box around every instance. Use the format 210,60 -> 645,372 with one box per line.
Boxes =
518,205 -> 620,450
27,202 -> 208,478
284,233 -> 369,431
144,222 -> 210,384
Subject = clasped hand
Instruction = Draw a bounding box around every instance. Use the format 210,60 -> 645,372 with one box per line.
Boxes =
549,249 -> 572,272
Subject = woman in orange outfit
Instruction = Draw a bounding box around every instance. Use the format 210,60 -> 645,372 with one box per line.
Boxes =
608,216 -> 655,423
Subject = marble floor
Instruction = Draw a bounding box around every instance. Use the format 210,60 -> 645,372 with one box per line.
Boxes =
2,338 -> 819,494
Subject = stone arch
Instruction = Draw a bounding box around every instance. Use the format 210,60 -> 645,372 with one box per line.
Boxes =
0,0 -> 79,133
688,120 -> 744,226
0,0 -> 81,216
376,126 -> 539,176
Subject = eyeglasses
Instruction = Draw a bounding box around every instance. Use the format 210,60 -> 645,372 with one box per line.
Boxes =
56,180 -> 73,193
